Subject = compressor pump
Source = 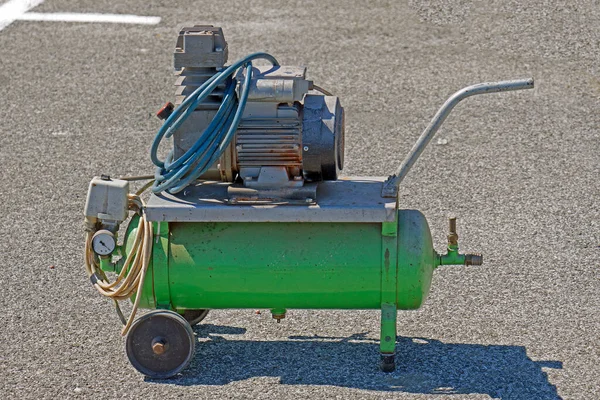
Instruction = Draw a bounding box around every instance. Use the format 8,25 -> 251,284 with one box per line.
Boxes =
83,25 -> 534,378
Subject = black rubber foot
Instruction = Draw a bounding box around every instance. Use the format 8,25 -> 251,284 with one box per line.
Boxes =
380,354 -> 396,372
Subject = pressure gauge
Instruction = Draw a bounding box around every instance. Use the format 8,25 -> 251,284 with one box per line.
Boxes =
92,230 -> 116,256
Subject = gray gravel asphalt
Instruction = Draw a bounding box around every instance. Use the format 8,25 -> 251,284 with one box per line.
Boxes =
1,1 -> 598,399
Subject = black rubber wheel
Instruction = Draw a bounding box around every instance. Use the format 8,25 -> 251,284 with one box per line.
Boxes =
126,310 -> 195,379
181,309 -> 209,326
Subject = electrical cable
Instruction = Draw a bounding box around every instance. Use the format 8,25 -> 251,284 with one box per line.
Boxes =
312,84 -> 333,96
118,175 -> 155,181
84,194 -> 153,336
150,52 -> 279,194
135,180 -> 154,196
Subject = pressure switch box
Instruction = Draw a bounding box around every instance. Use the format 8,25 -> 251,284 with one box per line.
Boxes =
84,176 -> 129,224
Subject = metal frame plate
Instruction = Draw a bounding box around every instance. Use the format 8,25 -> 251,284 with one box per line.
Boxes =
145,177 -> 396,223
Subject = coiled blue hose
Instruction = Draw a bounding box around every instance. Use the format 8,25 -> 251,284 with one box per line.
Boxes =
150,52 -> 279,194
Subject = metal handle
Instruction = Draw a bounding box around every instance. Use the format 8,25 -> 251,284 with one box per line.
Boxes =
381,78 -> 534,197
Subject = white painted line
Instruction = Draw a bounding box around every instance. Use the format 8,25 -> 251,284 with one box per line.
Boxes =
18,12 -> 161,25
0,0 -> 44,31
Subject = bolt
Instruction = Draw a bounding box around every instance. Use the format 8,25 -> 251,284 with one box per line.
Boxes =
152,342 -> 165,355
151,338 -> 166,355
305,198 -> 313,203
303,146 -> 309,152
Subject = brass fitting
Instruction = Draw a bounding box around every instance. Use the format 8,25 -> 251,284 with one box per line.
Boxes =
271,308 -> 286,323
437,216 -> 484,268
447,216 -> 458,247
465,253 -> 483,266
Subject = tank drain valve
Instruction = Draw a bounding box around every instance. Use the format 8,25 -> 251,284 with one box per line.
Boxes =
437,217 -> 483,267
271,308 -> 286,323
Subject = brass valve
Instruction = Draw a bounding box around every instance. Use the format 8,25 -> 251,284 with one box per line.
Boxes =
447,216 -> 459,247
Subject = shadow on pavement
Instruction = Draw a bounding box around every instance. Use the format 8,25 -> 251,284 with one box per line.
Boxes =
152,325 -> 562,400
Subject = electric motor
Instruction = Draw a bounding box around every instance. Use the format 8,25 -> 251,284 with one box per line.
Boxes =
169,26 -> 344,191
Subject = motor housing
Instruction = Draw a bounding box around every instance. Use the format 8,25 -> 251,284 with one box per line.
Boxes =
171,26 -> 344,192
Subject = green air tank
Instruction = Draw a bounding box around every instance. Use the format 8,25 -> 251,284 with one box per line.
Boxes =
126,209 -> 436,312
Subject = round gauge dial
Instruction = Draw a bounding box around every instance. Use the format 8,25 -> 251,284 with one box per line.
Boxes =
92,230 -> 116,256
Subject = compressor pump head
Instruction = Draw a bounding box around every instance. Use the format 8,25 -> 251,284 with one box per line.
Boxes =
151,25 -> 344,200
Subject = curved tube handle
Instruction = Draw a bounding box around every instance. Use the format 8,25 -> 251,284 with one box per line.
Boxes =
381,78 -> 534,198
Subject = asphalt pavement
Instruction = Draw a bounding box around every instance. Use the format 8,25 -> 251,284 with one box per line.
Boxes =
0,1 -> 598,399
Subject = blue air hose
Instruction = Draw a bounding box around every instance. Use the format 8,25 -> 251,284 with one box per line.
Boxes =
150,52 -> 279,194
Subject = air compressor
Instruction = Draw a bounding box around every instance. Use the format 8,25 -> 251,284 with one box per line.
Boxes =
83,25 -> 534,378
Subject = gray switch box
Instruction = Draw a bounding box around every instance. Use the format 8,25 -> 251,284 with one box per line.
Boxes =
84,177 -> 129,223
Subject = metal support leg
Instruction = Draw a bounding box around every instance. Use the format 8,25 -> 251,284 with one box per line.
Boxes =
380,302 -> 397,372
380,219 -> 398,372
